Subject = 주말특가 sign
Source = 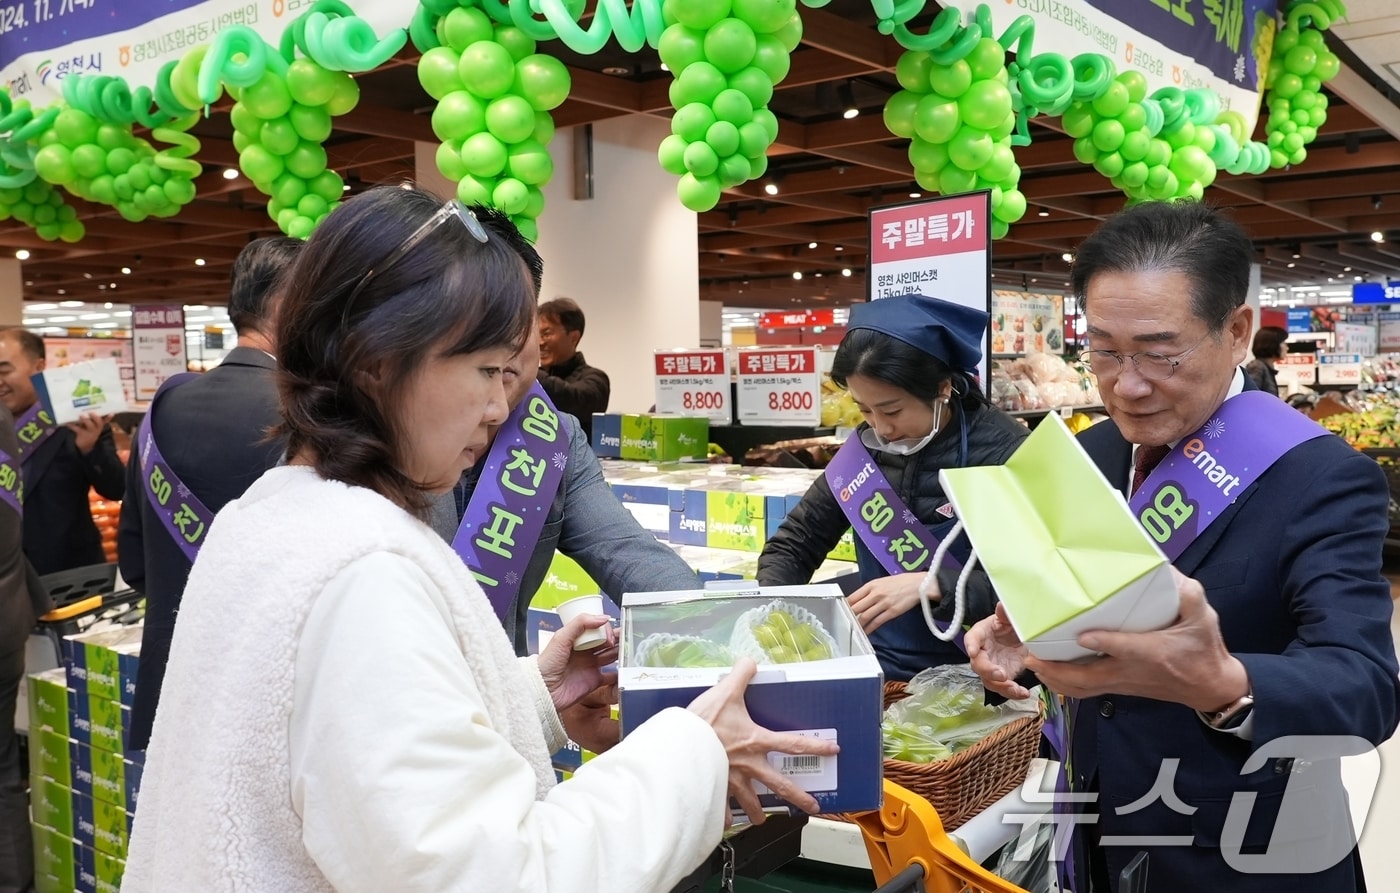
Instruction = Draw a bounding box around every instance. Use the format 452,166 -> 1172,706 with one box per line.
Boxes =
654,350 -> 731,424
735,348 -> 821,427
868,191 -> 992,390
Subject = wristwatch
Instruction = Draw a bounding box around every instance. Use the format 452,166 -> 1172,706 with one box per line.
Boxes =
1199,691 -> 1255,730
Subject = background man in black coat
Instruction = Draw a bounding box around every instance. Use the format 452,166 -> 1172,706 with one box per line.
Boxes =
537,297 -> 610,440
0,327 -> 124,575
120,236 -> 301,751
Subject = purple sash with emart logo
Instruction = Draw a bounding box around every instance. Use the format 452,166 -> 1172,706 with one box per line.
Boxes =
1129,391 -> 1328,559
824,436 -> 957,577
14,402 -> 59,461
137,373 -> 216,563
453,384 -> 568,622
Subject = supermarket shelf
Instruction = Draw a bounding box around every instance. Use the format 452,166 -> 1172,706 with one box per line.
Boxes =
1004,404 -> 1105,421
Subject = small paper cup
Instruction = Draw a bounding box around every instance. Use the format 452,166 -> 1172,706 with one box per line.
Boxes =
555,594 -> 609,651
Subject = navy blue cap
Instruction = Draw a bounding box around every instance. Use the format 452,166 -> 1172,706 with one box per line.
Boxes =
846,295 -> 988,372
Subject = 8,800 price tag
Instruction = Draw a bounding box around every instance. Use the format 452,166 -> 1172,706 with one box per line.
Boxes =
654,350 -> 732,424
735,348 -> 821,426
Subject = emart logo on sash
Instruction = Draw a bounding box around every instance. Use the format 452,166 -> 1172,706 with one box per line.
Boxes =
1182,438 -> 1244,496
838,462 -> 877,502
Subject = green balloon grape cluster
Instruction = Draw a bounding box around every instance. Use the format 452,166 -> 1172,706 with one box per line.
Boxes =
883,41 -> 1027,239
1062,72 -> 1271,204
1263,22 -> 1340,170
750,608 -> 832,664
226,58 -> 358,240
637,635 -> 736,668
32,108 -> 201,223
418,3 -> 569,243
655,0 -> 802,213
0,180 -> 83,242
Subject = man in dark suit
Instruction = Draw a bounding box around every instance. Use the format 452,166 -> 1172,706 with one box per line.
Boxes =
966,202 -> 1398,892
119,236 -> 301,752
0,327 -> 125,575
0,407 -> 46,893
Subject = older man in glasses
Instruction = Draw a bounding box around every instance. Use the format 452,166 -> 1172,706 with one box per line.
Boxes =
966,202 -> 1398,893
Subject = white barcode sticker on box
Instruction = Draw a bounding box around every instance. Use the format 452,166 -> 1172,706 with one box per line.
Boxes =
754,728 -> 838,795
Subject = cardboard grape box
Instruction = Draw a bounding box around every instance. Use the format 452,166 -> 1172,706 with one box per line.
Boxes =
618,583 -> 882,814
619,414 -> 709,462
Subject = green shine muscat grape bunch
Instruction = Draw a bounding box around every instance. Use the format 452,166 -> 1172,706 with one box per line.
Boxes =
418,2 -> 570,243
656,0 -> 802,212
750,608 -> 832,664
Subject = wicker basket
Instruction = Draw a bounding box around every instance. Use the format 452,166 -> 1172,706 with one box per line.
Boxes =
828,680 -> 1043,831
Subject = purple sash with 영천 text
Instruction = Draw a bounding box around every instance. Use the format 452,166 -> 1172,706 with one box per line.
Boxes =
0,449 -> 21,516
14,402 -> 59,461
824,436 -> 957,577
137,373 -> 216,564
1129,391 -> 1328,560
453,384 -> 568,622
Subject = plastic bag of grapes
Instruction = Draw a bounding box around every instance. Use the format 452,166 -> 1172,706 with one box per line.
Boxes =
729,599 -> 839,665
882,665 -> 1036,763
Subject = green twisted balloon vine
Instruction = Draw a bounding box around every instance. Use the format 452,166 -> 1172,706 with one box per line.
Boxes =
879,0 -> 1347,235
0,0 -> 1350,245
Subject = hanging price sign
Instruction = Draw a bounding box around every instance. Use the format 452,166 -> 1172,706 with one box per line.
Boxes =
1317,353 -> 1362,385
654,350 -> 732,424
735,348 -> 821,426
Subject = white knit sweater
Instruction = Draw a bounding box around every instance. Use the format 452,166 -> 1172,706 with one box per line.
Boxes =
122,466 -> 728,893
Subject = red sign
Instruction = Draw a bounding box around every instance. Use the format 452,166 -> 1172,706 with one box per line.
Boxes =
738,350 -> 815,375
654,351 -> 725,376
758,309 -> 837,329
868,192 -> 987,264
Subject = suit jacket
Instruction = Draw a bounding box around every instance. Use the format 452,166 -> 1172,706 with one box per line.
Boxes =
1070,394 -> 1400,892
20,408 -> 125,576
0,408 -> 45,658
119,348 -> 284,750
433,411 -> 698,656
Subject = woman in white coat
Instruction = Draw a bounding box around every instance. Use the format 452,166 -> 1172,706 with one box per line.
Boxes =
121,184 -> 837,893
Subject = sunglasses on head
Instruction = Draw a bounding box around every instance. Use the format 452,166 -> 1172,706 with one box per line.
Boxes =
341,200 -> 490,326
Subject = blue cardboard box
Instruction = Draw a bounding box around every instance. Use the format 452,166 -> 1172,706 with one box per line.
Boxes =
610,482 -> 676,538
75,844 -> 97,893
668,489 -> 709,546
591,413 -> 622,458
123,758 -> 143,813
70,742 -> 94,800
117,649 -> 139,709
619,584 -> 883,814
73,791 -> 95,850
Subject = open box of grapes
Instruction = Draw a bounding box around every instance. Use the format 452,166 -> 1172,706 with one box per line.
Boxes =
618,583 -> 884,814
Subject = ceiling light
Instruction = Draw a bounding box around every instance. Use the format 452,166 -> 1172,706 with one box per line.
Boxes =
602,65 -> 630,76
792,271 -> 803,280
1037,207 -> 1050,217
109,283 -> 116,289
83,272 -> 93,279
194,258 -> 206,266
47,315 -> 76,323
841,268 -> 852,277
839,80 -> 858,119
27,303 -> 56,310
104,302 -> 112,309
79,313 -> 106,320
120,267 -> 131,274
223,168 -> 239,180
660,62 -> 670,72
1372,231 -> 1385,243
814,272 -> 823,278
1061,253 -> 1073,262
1355,275 -> 1363,281
14,249 -> 28,260
808,241 -> 818,249
1287,262 -> 1296,268
343,184 -> 351,192
834,245 -> 843,252
1291,251 -> 1300,259
1373,195 -> 1383,210
909,192 -> 921,198
1344,266 -> 1352,272
21,318 -> 41,325
764,180 -> 779,196
56,290 -> 67,296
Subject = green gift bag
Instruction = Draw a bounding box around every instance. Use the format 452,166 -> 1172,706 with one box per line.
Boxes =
927,414 -> 1179,662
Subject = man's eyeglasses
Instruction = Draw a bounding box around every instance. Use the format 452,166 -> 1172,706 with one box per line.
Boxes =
342,200 -> 489,325
1077,333 -> 1211,382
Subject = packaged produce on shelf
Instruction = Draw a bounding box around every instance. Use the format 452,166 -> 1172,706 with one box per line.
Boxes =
882,665 -> 1039,763
991,352 -> 1100,413
819,375 -> 863,429
1318,405 -> 1400,450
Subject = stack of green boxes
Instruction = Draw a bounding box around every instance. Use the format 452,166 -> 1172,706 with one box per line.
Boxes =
28,624 -> 143,893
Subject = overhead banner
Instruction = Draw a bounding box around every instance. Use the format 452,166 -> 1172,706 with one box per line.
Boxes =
943,0 -> 1279,133
0,0 -> 409,107
868,190 -> 992,390
991,290 -> 1064,356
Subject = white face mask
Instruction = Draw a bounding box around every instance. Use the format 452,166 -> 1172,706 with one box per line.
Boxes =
861,398 -> 948,456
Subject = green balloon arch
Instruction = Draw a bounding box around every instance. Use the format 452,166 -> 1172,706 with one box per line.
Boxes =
0,0 -> 1349,245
